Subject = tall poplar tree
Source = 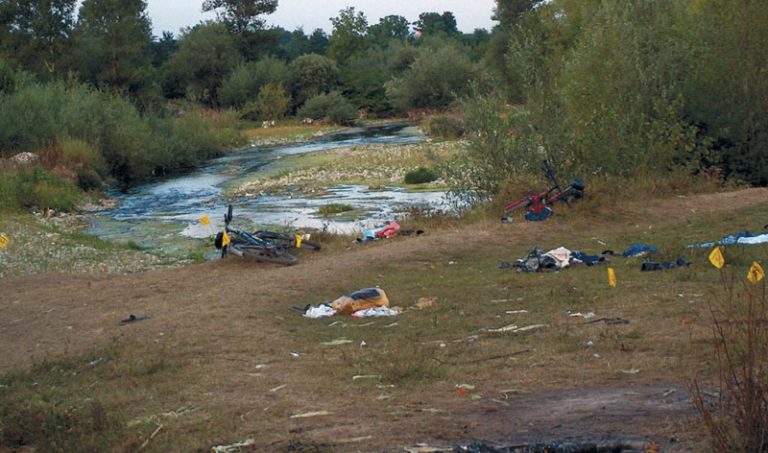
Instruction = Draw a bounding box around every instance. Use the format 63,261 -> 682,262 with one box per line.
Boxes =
73,0 -> 153,93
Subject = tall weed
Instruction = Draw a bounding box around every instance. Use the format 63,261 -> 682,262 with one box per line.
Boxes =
691,268 -> 768,452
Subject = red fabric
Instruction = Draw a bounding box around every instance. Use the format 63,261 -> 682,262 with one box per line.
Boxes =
376,221 -> 401,238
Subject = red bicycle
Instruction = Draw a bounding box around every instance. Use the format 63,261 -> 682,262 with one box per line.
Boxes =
501,160 -> 585,222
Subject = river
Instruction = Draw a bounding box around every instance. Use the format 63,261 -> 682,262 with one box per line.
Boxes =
87,125 -> 452,257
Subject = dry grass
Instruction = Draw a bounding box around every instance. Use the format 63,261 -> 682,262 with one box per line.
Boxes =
1,186 -> 768,451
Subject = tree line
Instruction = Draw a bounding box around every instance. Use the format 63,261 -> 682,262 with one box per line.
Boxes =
1,0 -> 766,211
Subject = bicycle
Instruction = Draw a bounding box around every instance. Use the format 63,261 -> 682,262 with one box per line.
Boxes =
501,159 -> 585,222
214,205 -> 299,266
253,229 -> 321,252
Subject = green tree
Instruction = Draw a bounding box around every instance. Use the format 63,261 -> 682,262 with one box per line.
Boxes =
201,0 -> 277,36
73,0 -> 153,94
254,82 -> 290,120
219,56 -> 288,108
385,44 -> 481,112
327,7 -> 369,64
413,12 -> 458,38
164,22 -> 241,106
682,0 -> 768,185
340,47 -> 392,113
307,28 -> 329,55
297,91 -> 357,125
288,53 -> 338,109
368,15 -> 410,48
0,0 -> 77,78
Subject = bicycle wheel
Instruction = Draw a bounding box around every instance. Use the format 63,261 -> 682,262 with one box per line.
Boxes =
238,245 -> 299,266
254,231 -> 321,251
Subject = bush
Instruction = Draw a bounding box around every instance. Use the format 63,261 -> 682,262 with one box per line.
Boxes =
297,91 -> 357,125
0,82 -> 244,185
0,168 -> 80,212
219,57 -> 289,109
404,167 -> 439,184
385,44 -> 483,112
254,83 -> 291,120
424,115 -> 465,139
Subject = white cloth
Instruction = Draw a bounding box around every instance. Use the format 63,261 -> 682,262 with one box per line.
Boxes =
303,304 -> 336,318
544,246 -> 573,269
351,307 -> 400,318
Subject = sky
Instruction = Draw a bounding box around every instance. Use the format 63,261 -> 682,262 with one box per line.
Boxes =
145,0 -> 498,37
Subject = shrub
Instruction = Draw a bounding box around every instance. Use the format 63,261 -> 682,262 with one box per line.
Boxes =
404,167 -> 439,184
297,91 -> 357,125
318,203 -> 354,216
254,83 -> 291,120
219,57 -> 289,108
0,168 -> 80,212
385,44 -> 483,112
424,115 -> 465,139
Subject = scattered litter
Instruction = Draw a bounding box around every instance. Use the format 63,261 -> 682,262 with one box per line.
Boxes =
586,340 -> 594,347
351,306 -> 400,318
289,351 -> 300,357
405,445 -> 449,453
641,257 -> 691,271
269,384 -> 287,392
137,424 -> 163,452
360,340 -> 367,348
486,324 -> 518,333
688,230 -> 768,248
211,438 -> 256,453
339,436 -> 373,443
455,383 -> 476,390
514,324 -> 547,333
500,388 -> 528,396
588,317 -> 630,325
490,398 -> 510,406
290,410 -> 332,419
620,243 -> 657,257
128,406 -> 200,428
663,389 -> 677,397
352,374 -> 381,380
377,394 -> 392,400
618,368 -> 641,374
321,339 -> 352,346
593,353 -> 601,358
332,288 -> 390,315
119,314 -> 150,325
506,310 -> 529,315
385,322 -> 399,328
328,321 -> 342,327
568,311 -> 595,319
360,220 -> 401,240
302,304 -> 335,318
89,357 -> 105,367
413,297 -> 437,310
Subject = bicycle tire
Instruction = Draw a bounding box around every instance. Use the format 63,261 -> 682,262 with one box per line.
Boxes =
236,245 -> 299,266
254,231 -> 321,251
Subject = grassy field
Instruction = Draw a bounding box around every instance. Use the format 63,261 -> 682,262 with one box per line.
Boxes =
1,183 -> 767,451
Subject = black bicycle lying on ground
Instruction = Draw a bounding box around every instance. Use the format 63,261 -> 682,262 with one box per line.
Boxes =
214,205 -> 319,265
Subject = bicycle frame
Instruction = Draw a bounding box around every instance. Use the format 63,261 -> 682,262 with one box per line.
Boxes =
216,205 -> 299,265
503,160 -> 584,221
